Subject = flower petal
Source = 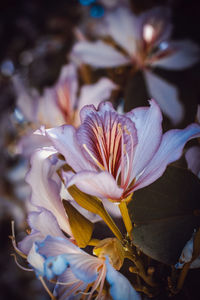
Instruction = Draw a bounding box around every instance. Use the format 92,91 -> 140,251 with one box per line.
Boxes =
185,146 -> 200,178
37,235 -> 101,283
152,40 -> 200,70
61,253 -> 101,283
143,70 -> 184,124
54,273 -> 86,300
126,99 -> 163,180
27,243 -> 45,276
67,171 -> 123,200
17,128 -> 52,158
103,7 -> 138,57
71,40 -> 130,68
106,258 -> 141,300
18,209 -> 66,254
46,125 -> 94,172
134,123 -> 200,191
26,148 -> 72,236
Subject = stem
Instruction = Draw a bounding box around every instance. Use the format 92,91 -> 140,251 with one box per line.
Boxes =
124,242 -> 158,288
176,262 -> 191,292
39,276 -> 57,300
119,201 -> 133,239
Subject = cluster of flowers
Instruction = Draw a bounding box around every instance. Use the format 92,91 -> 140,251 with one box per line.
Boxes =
12,1 -> 200,299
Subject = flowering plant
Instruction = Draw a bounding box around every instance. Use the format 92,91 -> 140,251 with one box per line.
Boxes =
8,1 -> 200,300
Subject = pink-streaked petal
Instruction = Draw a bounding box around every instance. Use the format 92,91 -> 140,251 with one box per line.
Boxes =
152,40 -> 200,70
106,258 -> 141,300
143,70 -> 184,124
67,171 -> 123,200
80,101 -> 115,123
77,78 -> 118,120
26,148 -> 72,236
185,146 -> 200,178
37,88 -> 66,127
103,7 -> 138,57
71,40 -> 130,68
46,125 -> 95,172
126,99 -> 163,180
56,63 -> 78,112
77,101 -> 137,178
134,124 -> 200,191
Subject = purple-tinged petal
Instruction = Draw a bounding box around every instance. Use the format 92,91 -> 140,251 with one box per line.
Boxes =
79,101 -> 115,123
185,146 -> 200,178
18,209 -> 66,255
152,40 -> 200,70
67,171 -> 123,200
26,148 -> 72,236
77,102 -> 138,180
46,125 -> 95,172
143,70 -> 184,124
126,99 -> 163,180
106,258 -> 141,300
71,40 -> 130,68
134,124 -> 200,191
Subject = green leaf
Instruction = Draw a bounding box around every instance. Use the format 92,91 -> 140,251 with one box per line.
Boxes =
128,165 -> 200,265
63,200 -> 94,248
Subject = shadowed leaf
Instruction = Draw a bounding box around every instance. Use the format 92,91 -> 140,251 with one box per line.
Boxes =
128,165 -> 200,265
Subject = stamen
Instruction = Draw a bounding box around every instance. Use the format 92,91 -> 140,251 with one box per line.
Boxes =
83,144 -> 105,171
39,276 -> 57,300
11,253 -> 33,272
10,220 -> 27,259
